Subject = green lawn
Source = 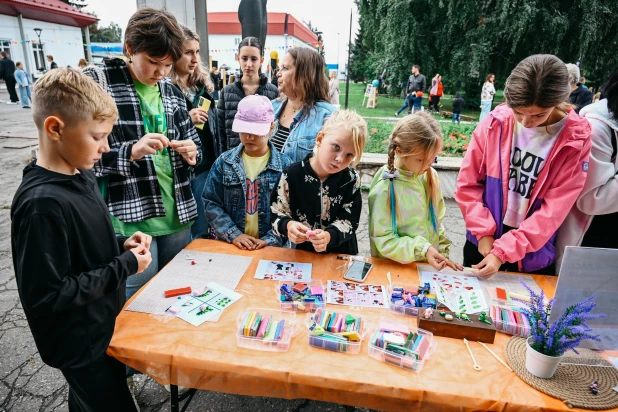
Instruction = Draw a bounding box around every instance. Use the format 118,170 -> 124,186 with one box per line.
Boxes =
365,119 -> 474,156
340,82 -> 486,120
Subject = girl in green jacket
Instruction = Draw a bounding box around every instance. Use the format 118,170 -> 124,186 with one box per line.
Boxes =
368,112 -> 463,271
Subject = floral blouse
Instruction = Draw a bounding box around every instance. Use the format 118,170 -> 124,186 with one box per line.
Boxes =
270,155 -> 362,254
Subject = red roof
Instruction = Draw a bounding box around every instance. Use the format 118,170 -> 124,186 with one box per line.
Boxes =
0,0 -> 98,28
208,12 -> 318,46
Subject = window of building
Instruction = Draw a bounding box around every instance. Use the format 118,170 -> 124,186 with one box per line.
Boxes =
0,40 -> 11,58
32,42 -> 45,71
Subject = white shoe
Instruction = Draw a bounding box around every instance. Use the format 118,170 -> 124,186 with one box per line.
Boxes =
6,101 -> 18,105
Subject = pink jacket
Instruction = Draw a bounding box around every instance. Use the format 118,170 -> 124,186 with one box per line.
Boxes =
455,103 -> 592,272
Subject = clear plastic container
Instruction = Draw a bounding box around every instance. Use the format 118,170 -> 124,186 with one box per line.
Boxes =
387,283 -> 423,317
368,319 -> 436,372
236,307 -> 297,352
275,280 -> 326,313
304,309 -> 368,354
491,306 -> 530,338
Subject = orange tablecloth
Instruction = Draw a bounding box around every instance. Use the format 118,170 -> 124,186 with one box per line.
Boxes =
109,240 -> 618,412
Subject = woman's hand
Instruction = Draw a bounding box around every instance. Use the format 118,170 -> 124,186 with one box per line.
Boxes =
189,108 -> 208,125
308,229 -> 331,253
124,231 -> 152,251
286,221 -> 308,244
472,254 -> 502,279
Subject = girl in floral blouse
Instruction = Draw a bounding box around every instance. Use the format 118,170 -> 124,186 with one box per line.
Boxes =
368,112 -> 463,270
270,110 -> 367,254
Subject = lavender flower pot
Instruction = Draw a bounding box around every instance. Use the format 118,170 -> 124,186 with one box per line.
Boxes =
525,337 -> 563,378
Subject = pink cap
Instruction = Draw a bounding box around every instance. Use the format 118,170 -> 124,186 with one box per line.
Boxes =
232,95 -> 275,136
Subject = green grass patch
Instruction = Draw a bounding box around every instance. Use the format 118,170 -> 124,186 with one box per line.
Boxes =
366,119 -> 475,157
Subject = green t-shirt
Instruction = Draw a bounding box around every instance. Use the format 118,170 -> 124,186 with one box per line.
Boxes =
111,80 -> 192,237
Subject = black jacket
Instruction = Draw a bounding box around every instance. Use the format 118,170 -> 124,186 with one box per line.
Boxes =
0,56 -> 15,80
175,83 -> 220,174
270,155 -> 362,255
406,73 -> 427,94
569,84 -> 593,114
11,163 -> 138,369
217,73 -> 279,152
452,97 -> 465,113
210,72 -> 221,91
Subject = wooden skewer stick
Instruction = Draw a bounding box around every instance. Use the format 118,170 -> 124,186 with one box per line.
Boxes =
477,341 -> 513,372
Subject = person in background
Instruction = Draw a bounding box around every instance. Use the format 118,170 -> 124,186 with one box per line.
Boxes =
217,37 -> 279,152
479,73 -> 495,121
47,55 -> 58,70
556,64 -> 618,270
579,76 -> 588,89
170,25 -> 220,240
271,47 -> 335,162
429,74 -> 443,112
329,70 -> 340,106
456,54 -> 591,279
566,63 -> 593,114
210,67 -> 221,101
77,58 -> 88,70
0,51 -> 19,104
406,64 -> 426,115
14,62 -> 32,109
452,92 -> 465,124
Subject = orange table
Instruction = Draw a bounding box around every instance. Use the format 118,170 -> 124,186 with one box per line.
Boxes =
109,240 -> 618,412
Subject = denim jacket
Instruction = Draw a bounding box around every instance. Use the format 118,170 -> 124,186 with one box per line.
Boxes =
204,141 -> 292,245
271,100 -> 336,163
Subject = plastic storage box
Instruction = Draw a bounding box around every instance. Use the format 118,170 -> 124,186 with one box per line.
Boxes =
491,306 -> 530,338
368,319 -> 436,372
236,307 -> 297,352
305,308 -> 367,354
276,280 -> 326,313
387,282 -> 438,317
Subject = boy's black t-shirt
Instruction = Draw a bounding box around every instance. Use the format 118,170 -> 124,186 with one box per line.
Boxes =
11,162 -> 137,369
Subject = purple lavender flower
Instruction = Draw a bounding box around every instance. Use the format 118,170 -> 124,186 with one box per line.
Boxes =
518,279 -> 606,356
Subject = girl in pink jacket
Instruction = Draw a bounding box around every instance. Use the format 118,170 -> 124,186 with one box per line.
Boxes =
455,54 -> 592,278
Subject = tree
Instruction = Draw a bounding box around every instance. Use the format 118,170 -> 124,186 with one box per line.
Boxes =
89,22 -> 122,43
353,0 -> 618,109
60,0 -> 87,9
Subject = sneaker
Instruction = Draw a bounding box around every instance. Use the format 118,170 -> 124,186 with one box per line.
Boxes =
23,106 -> 31,109
394,112 -> 398,117
164,383 -> 190,395
7,101 -> 18,105
126,376 -> 141,411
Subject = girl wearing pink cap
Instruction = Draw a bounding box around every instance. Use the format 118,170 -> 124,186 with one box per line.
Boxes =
205,95 -> 292,250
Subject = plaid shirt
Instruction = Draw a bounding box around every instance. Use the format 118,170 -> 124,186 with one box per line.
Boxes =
84,58 -> 202,224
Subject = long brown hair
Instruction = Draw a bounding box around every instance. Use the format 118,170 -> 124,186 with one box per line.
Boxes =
387,111 -> 443,232
170,25 -> 214,94
286,47 -> 330,118
123,8 -> 184,63
504,55 -> 571,111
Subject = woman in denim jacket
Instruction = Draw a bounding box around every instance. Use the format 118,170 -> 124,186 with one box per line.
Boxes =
271,48 -> 335,163
205,95 -> 292,250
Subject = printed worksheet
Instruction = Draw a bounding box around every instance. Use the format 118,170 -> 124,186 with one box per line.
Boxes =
173,282 -> 242,327
433,282 -> 489,314
254,260 -> 312,281
420,270 -> 481,293
326,280 -> 387,308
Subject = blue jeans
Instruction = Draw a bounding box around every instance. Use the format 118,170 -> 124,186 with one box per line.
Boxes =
452,113 -> 461,123
19,85 -> 31,107
396,98 -> 409,115
125,228 -> 191,299
191,171 -> 210,240
480,100 -> 492,121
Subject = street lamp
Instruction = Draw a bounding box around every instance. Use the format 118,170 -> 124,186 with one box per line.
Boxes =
33,28 -> 43,71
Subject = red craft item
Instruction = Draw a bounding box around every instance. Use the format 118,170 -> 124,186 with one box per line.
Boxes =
496,288 -> 507,300
191,260 -> 197,265
164,287 -> 192,298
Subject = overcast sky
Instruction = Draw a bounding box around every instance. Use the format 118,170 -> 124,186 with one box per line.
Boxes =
85,0 -> 360,68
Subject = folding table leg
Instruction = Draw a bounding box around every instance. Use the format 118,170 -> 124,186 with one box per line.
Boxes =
169,385 -> 198,412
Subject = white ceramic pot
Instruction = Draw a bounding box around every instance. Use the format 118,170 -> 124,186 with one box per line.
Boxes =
525,336 -> 563,379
